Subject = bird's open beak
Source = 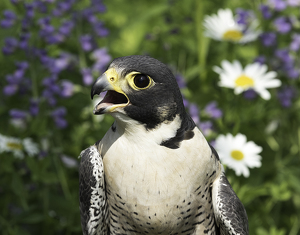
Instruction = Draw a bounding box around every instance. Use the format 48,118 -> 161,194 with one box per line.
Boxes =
91,70 -> 129,115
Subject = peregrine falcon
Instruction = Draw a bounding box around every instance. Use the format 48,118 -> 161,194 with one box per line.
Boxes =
79,55 -> 249,235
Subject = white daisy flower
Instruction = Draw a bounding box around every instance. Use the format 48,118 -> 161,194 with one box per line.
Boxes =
61,155 -> 78,168
203,8 -> 261,43
0,134 -> 39,158
0,134 -> 24,158
214,133 -> 262,177
213,60 -> 281,100
23,138 -> 39,157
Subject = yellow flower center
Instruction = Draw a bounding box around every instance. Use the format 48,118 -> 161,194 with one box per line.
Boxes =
235,74 -> 254,88
231,150 -> 244,161
222,30 -> 243,41
7,142 -> 23,150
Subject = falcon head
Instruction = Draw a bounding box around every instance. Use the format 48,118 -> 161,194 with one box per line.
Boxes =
91,55 -> 195,147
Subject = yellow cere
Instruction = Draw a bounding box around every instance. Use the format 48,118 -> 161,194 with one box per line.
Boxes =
222,30 -> 243,42
102,67 -> 130,112
104,68 -> 125,94
231,150 -> 244,161
235,74 -> 254,88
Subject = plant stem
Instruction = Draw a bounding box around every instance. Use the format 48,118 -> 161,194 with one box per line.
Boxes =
195,0 -> 209,81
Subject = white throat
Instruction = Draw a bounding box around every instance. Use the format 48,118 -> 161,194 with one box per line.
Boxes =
110,112 -> 182,145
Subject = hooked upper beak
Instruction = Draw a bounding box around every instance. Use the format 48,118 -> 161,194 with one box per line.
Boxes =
91,73 -> 113,100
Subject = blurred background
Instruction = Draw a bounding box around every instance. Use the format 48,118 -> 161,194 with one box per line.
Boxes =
0,0 -> 299,234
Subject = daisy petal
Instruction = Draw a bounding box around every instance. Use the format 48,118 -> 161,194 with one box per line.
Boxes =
215,133 -> 262,177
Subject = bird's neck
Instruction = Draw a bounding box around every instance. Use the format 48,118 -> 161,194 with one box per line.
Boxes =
111,113 -> 182,146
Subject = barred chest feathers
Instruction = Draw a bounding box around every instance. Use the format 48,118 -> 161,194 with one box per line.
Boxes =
97,115 -> 220,233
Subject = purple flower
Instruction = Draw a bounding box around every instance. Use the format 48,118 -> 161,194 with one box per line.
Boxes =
34,1 -> 48,13
54,117 -> 68,129
85,14 -> 98,24
25,3 -> 35,18
93,22 -> 109,37
51,107 -> 66,117
51,0 -> 75,16
175,74 -> 186,89
189,103 -> 200,125
21,17 -> 31,31
80,35 -> 93,51
91,0 -> 107,13
38,151 -> 48,160
58,20 -> 74,36
260,4 -> 272,19
2,37 -> 18,55
1,10 -> 16,28
57,1 -> 73,12
182,98 -> 189,108
275,49 -> 293,63
199,121 -> 213,136
254,56 -> 266,65
81,68 -> 94,85
16,61 -> 29,70
82,8 -> 98,23
3,84 -> 18,96
287,0 -> 300,6
236,8 -> 252,25
29,99 -> 39,116
51,107 -> 67,129
13,69 -> 25,80
19,33 -> 31,49
290,34 -> 300,51
92,48 -> 111,72
42,75 -> 60,106
10,0 -> 19,4
243,89 -> 258,100
41,54 -> 66,74
260,32 -> 277,47
285,66 -> 299,79
52,8 -> 62,17
3,61 -> 29,96
38,17 -> 55,40
9,109 -> 28,119
60,80 -> 74,97
6,74 -> 18,84
3,10 -> 16,20
268,0 -> 287,11
1,19 -> 14,28
274,17 -> 292,34
47,34 -> 64,45
92,48 -> 111,62
277,86 -> 297,107
43,76 -> 59,92
54,53 -> 72,71
204,101 -> 222,119
35,49 -> 49,64
209,140 -> 216,148
43,90 -> 56,106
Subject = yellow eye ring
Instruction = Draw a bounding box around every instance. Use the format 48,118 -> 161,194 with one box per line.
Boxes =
126,72 -> 153,90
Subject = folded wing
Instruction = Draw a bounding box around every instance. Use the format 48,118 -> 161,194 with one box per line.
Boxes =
79,144 -> 109,235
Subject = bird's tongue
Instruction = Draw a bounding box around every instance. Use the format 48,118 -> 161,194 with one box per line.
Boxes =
94,90 -> 128,114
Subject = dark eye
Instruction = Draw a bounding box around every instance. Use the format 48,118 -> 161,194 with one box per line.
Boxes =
134,74 -> 150,89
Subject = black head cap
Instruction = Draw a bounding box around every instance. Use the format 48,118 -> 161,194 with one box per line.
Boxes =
109,55 -> 196,148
